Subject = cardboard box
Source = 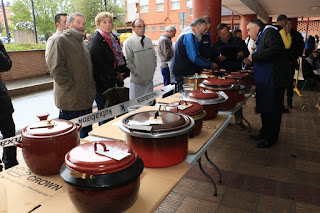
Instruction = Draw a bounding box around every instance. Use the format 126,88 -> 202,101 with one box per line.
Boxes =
0,162 -> 190,212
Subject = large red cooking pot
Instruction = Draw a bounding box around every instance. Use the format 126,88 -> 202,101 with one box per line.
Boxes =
60,141 -> 144,213
225,72 -> 252,101
182,90 -> 226,120
165,100 -> 206,137
119,110 -> 195,168
200,78 -> 240,110
15,113 -> 80,175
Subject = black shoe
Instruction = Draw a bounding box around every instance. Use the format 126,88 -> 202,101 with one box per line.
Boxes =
250,134 -> 264,140
256,140 -> 274,148
282,108 -> 290,113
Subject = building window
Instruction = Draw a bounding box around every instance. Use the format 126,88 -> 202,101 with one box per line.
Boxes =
140,0 -> 149,13
145,27 -> 149,31
171,0 -> 180,10
151,26 -> 157,31
186,0 -> 191,8
156,0 -> 164,11
159,26 -> 165,31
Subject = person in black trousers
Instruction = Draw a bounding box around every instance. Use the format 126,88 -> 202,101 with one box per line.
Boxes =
0,40 -> 18,170
245,19 -> 290,148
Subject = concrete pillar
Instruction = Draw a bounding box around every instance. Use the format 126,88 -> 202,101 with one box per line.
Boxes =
290,17 -> 298,30
192,0 -> 221,43
240,14 -> 257,39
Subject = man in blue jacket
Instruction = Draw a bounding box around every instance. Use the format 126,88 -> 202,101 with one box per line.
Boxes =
245,19 -> 290,148
172,18 -> 218,91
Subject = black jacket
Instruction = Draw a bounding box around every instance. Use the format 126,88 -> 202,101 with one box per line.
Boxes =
0,40 -> 13,119
88,31 -> 129,93
289,29 -> 304,63
252,26 -> 290,88
211,34 -> 249,71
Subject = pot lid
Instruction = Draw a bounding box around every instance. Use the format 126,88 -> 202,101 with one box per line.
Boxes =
201,70 -> 214,75
187,90 -> 218,100
65,141 -> 137,175
22,119 -> 77,138
202,77 -> 238,86
225,73 -> 251,78
165,100 -> 203,116
122,110 -> 191,133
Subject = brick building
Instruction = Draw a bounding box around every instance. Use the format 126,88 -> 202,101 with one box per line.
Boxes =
0,2 -> 12,33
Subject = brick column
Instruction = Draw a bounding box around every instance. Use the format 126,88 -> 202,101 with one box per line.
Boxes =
240,14 -> 257,39
268,17 -> 273,25
192,0 -> 221,43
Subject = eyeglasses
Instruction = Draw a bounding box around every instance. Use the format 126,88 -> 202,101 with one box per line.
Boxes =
134,25 -> 146,28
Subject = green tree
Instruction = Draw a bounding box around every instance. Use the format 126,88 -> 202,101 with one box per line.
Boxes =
9,0 -> 74,37
74,0 -> 127,34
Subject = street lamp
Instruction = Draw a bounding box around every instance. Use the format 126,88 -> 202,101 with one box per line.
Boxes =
1,0 -> 10,43
30,0 -> 38,43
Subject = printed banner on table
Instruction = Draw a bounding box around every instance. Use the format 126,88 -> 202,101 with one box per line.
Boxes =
0,85 -> 175,147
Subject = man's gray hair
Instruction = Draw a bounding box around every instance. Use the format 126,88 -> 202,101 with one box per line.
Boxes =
67,12 -> 85,24
190,18 -> 207,27
165,25 -> 176,32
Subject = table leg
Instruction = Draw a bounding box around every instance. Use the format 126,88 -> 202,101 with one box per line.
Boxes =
205,151 -> 222,183
242,117 -> 251,133
198,157 -> 217,196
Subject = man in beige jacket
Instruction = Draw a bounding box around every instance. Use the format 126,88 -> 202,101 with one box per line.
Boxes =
46,12 -> 96,138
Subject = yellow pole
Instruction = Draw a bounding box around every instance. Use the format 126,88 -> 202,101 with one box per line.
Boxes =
294,57 -> 302,97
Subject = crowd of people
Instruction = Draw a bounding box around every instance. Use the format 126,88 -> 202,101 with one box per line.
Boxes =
2,11 -> 320,171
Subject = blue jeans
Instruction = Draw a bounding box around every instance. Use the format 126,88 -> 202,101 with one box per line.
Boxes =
161,67 -> 174,98
59,108 -> 92,138
0,115 -> 18,170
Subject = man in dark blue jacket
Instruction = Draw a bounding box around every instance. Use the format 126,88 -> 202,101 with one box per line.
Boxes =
0,40 -> 18,170
211,23 -> 249,71
172,18 -> 218,91
245,19 -> 290,148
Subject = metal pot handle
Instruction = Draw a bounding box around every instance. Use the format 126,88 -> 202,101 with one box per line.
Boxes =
75,123 -> 82,132
94,142 -> 108,152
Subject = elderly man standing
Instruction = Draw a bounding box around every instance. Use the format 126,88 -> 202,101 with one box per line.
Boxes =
46,12 -> 96,138
172,18 -> 218,91
158,25 -> 176,97
245,19 -> 290,148
45,13 -> 68,62
122,18 -> 157,103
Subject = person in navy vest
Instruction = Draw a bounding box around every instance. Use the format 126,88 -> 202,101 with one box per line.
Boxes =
244,19 -> 290,148
198,16 -> 212,60
172,18 -> 218,91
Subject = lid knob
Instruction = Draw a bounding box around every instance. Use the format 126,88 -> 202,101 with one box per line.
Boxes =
36,113 -> 50,121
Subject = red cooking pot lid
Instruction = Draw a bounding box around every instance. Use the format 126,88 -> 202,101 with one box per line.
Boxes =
65,141 -> 138,175
202,77 -> 238,86
22,119 -> 77,138
225,73 -> 251,78
165,100 -> 203,116
187,90 -> 218,100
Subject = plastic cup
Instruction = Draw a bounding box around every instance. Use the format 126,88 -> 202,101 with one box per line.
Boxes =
182,83 -> 194,96
127,105 -> 144,114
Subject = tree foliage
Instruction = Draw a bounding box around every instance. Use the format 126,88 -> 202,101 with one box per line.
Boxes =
9,0 -> 127,37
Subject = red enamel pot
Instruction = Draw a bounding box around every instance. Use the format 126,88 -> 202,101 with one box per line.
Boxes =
119,110 -> 195,168
60,141 -> 144,213
183,90 -> 226,120
225,72 -> 252,101
200,78 -> 240,110
165,100 -> 206,137
15,113 -> 80,175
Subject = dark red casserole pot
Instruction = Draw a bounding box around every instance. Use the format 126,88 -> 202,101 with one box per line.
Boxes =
225,72 -> 252,101
200,78 -> 240,110
183,90 -> 226,120
165,100 -> 206,137
119,110 -> 195,168
60,141 -> 144,213
15,113 -> 80,175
